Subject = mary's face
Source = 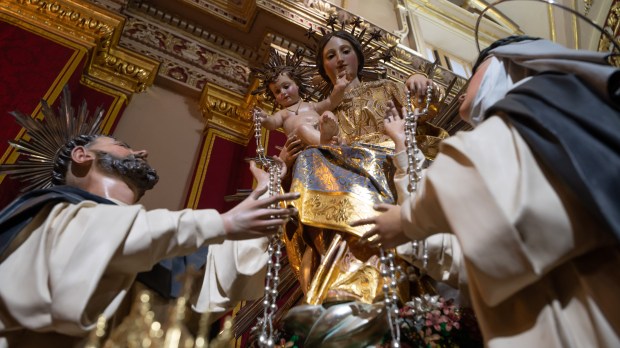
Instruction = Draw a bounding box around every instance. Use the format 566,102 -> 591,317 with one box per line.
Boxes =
322,36 -> 359,84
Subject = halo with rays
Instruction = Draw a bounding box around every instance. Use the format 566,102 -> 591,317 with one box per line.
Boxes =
250,47 -> 315,109
0,85 -> 105,192
306,15 -> 397,98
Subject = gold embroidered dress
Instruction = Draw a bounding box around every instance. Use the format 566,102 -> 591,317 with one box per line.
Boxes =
286,79 -> 447,305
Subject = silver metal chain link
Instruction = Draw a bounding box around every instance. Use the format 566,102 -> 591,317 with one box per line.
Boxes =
253,108 -> 284,348
378,85 -> 434,348
377,85 -> 434,348
405,87 -> 432,269
380,248 -> 402,348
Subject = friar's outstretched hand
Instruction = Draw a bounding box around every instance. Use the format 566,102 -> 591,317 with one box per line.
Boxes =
222,159 -> 298,240
221,185 -> 299,240
351,203 -> 410,249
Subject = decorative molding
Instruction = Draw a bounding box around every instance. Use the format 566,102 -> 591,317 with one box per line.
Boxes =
119,15 -> 251,93
584,0 -> 593,15
199,82 -> 255,144
256,0 -> 336,33
394,0 -> 411,43
118,0 -> 467,98
178,0 -> 257,31
288,0 -> 336,14
126,0 -> 259,61
1,0 -> 158,93
86,0 -> 128,12
599,0 -> 620,66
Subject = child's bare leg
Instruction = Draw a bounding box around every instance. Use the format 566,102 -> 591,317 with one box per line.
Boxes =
319,111 -> 339,145
295,123 -> 320,146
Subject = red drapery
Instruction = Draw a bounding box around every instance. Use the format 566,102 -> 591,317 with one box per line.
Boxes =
0,18 -> 126,209
184,129 -> 287,212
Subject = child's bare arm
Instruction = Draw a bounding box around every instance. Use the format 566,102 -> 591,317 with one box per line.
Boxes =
383,100 -> 406,152
256,108 -> 284,130
314,71 -> 349,114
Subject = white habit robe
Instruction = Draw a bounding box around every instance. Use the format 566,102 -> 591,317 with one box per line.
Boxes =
0,199 -> 268,347
401,116 -> 620,347
391,149 -> 468,300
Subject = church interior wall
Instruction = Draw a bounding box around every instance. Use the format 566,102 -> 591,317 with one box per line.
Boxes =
112,84 -> 205,211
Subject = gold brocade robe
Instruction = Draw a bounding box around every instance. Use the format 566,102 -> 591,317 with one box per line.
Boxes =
286,79 -> 447,305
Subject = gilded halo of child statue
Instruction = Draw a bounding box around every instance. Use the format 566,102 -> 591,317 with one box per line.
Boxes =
252,47 -> 346,147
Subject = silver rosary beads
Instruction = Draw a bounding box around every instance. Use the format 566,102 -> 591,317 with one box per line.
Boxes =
252,108 -> 284,348
405,85 -> 433,269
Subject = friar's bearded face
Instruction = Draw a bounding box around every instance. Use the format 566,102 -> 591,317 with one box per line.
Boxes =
93,150 -> 159,199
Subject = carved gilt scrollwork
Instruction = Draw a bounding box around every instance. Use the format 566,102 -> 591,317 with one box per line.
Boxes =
200,83 -> 255,143
598,0 -> 620,67
17,0 -> 114,35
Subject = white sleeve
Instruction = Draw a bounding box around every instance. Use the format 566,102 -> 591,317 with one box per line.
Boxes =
396,234 -> 465,290
393,151 -> 466,294
193,237 -> 269,315
391,149 -> 426,205
0,200 -> 227,335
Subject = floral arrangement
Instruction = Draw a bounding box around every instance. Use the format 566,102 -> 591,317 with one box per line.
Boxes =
267,295 -> 482,348
380,295 -> 482,348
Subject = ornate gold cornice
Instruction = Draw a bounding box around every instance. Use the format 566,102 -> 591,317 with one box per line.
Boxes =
179,0 -> 257,31
125,1 -> 259,61
199,82 -> 256,144
119,14 -> 252,94
1,0 -> 158,93
256,0 -> 336,30
86,0 -> 127,12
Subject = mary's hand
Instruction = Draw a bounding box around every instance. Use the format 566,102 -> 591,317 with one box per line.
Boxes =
333,71 -> 351,92
277,134 -> 304,170
405,74 -> 434,101
351,203 -> 410,249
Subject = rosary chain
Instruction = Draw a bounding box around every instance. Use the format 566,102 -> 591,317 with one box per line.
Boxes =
379,84 -> 434,348
253,108 -> 284,348
405,86 -> 432,268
